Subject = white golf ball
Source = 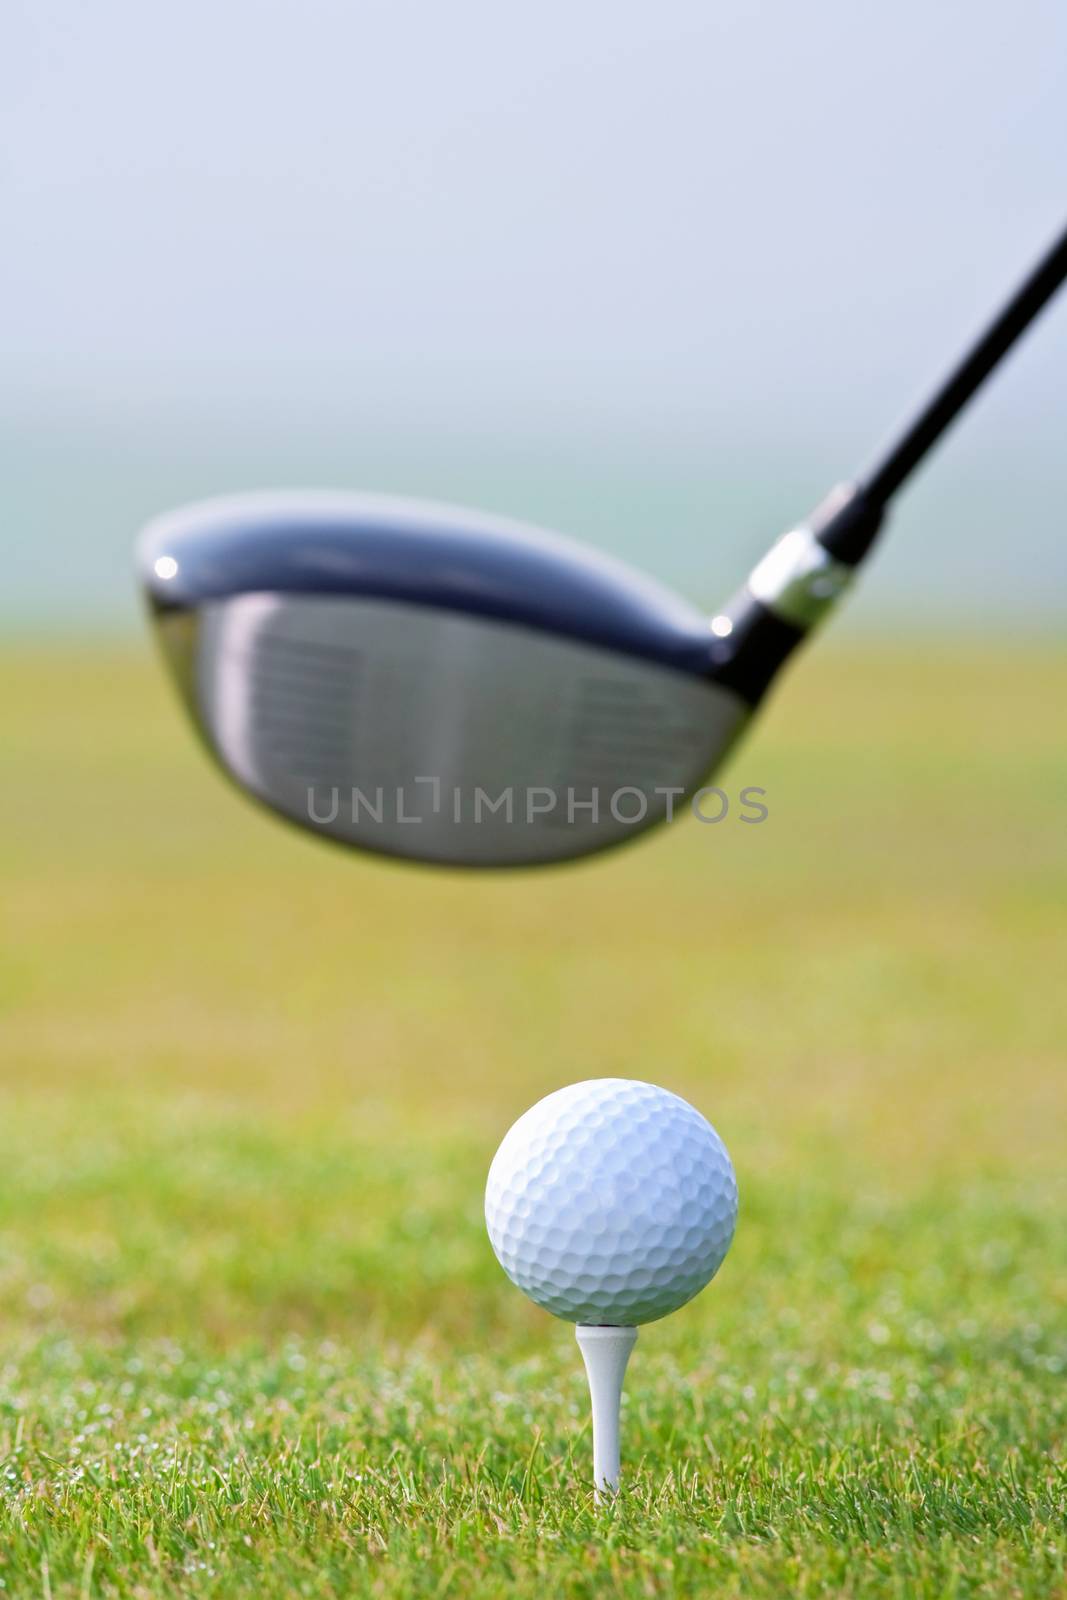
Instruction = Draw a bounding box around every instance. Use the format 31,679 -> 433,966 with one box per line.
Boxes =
485,1078 -> 738,1326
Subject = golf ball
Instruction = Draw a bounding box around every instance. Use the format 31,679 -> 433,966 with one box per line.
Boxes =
485,1078 -> 737,1326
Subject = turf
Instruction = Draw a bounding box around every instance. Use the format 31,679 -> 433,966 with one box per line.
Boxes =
0,640 -> 1064,1597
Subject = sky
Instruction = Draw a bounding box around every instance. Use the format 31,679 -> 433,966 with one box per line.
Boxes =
3,0 -> 1066,630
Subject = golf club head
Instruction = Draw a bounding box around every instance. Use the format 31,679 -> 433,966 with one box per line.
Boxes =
138,493 -> 753,867
137,230 -> 1067,869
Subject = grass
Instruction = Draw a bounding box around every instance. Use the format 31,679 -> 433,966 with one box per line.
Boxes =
0,638 -> 1064,1597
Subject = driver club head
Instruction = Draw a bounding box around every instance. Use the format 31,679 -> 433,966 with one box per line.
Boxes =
137,228 -> 1067,868
137,492 -> 755,867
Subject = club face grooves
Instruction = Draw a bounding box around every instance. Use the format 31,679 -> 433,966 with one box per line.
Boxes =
139,497 -> 757,868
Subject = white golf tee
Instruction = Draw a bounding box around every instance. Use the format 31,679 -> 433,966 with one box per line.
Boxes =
575,1324 -> 638,1496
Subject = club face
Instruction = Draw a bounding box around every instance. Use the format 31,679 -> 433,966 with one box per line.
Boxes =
140,494 -> 748,867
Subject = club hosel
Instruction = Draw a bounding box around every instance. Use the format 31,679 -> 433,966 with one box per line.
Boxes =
707,483 -> 885,704
805,481 -> 885,565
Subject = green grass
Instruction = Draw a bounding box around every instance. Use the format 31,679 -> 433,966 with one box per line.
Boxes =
0,640 -> 1064,1597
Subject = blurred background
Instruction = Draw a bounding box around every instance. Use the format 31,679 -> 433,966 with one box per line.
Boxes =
4,0 -> 1067,633
0,8 -> 1064,1590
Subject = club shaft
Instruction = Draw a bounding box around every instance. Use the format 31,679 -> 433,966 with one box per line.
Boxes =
709,215 -> 1067,680
860,220 -> 1067,509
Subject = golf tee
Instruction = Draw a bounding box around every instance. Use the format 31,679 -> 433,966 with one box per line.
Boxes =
575,1324 -> 638,1496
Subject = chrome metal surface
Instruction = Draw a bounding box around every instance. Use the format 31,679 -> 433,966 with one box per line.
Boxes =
747,526 -> 852,628
185,593 -> 748,866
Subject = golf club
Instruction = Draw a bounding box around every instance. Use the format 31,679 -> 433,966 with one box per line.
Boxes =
139,222 -> 1067,867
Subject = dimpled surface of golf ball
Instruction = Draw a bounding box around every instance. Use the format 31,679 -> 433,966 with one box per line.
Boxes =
485,1078 -> 738,1325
